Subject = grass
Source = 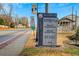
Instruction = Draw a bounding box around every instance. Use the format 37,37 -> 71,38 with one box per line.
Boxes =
20,48 -> 57,56
20,31 -> 79,56
20,48 -> 76,56
63,47 -> 79,55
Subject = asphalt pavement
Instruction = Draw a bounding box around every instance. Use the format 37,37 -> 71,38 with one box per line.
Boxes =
0,29 -> 31,56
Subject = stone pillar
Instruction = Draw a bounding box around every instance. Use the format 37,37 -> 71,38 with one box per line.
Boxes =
61,22 -> 63,32
69,22 -> 70,31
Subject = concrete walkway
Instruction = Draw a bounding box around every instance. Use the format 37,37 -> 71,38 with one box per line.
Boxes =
0,30 -> 31,56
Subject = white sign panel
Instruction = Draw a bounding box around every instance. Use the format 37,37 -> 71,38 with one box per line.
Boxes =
43,18 -> 57,46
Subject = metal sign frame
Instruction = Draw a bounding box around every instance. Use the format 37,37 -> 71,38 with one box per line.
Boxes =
37,13 -> 58,47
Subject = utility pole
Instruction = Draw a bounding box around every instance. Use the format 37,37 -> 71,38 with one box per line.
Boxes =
72,6 -> 74,21
9,4 -> 13,17
37,4 -> 38,13
72,6 -> 75,30
75,10 -> 77,29
45,3 -> 48,13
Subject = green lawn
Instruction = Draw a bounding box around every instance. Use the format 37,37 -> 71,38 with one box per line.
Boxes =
20,47 -> 78,56
63,47 -> 79,55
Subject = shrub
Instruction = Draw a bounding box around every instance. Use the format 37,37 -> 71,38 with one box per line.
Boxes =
0,18 -> 4,25
10,23 -> 15,28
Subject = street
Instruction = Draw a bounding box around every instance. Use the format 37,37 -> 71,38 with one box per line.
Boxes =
0,29 -> 31,56
0,30 -> 23,43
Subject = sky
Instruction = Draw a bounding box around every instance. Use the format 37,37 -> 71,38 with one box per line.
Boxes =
2,3 -> 79,26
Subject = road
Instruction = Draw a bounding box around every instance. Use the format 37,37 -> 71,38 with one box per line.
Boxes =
0,29 -> 31,56
0,30 -> 24,43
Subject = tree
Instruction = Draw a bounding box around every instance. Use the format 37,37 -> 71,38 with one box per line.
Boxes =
0,18 -> 4,25
22,17 -> 29,28
69,26 -> 79,44
75,26 -> 79,44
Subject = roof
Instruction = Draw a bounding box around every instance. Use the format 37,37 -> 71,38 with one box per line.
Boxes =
59,17 -> 75,22
58,14 -> 79,22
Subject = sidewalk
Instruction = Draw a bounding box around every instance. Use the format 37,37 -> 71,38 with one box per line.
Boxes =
0,30 -> 31,56
24,30 -> 36,48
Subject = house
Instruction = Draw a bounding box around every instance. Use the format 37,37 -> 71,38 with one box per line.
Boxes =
58,15 -> 79,32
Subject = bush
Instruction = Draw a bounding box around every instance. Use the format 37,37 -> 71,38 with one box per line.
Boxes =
69,26 -> 79,44
0,18 -> 4,25
10,23 -> 15,28
76,26 -> 79,37
75,26 -> 79,43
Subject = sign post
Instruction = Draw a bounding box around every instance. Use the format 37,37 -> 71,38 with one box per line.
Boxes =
30,16 -> 35,35
37,13 -> 57,47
